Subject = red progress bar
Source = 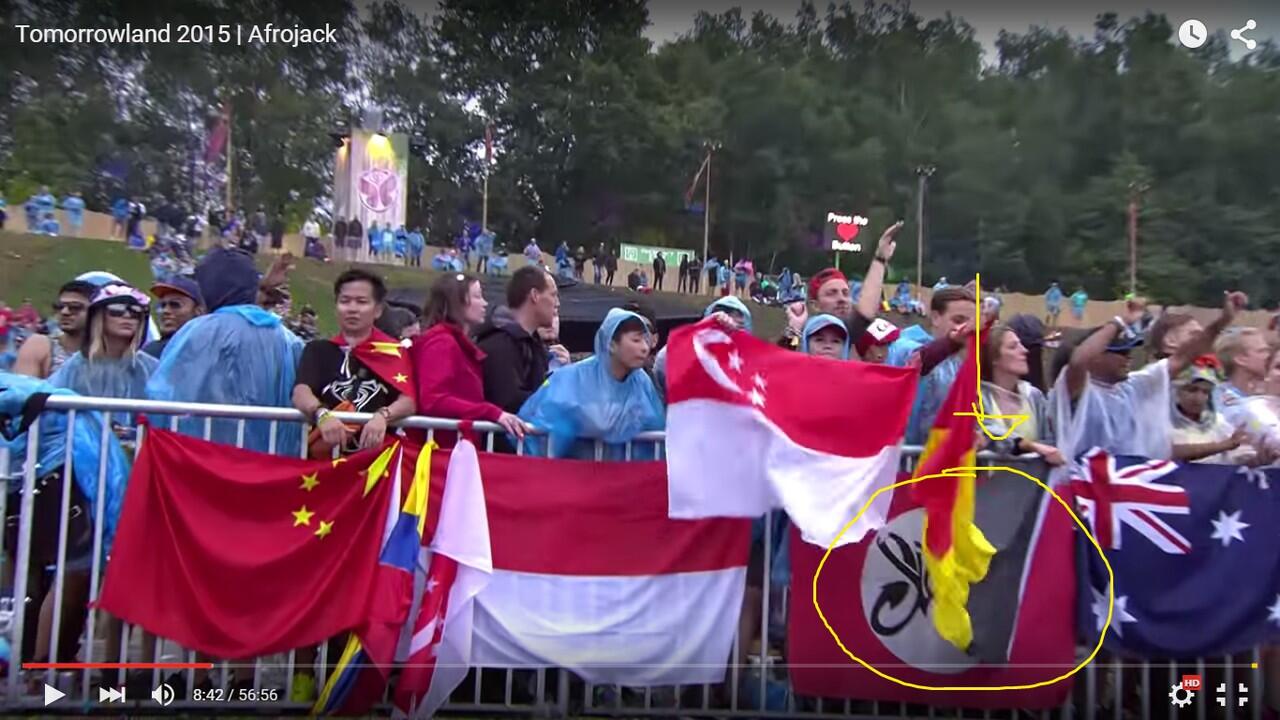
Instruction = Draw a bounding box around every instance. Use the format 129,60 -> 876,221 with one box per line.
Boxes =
23,662 -> 214,670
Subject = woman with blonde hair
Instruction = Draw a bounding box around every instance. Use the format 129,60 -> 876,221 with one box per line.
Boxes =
50,283 -> 157,408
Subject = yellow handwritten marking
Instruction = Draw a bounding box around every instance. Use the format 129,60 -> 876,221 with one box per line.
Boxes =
811,466 -> 1114,691
972,274 -> 1030,443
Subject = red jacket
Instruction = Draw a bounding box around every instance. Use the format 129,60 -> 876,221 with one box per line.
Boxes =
412,322 -> 504,430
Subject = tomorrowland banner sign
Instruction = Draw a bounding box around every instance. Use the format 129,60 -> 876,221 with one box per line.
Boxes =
334,129 -> 409,231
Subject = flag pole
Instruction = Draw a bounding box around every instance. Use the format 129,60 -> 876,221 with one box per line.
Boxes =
482,171 -> 489,230
224,101 -> 233,214
701,146 -> 712,295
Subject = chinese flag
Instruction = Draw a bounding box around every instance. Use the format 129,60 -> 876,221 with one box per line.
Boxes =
911,333 -> 995,651
99,428 -> 401,659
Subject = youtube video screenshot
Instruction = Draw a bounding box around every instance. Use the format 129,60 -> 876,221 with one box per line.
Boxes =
1,0 -> 1278,717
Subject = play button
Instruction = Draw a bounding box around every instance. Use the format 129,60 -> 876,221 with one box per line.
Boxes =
43,683 -> 66,706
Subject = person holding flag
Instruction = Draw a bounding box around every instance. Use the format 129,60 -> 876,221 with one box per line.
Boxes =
289,269 -> 416,700
913,318 -> 995,652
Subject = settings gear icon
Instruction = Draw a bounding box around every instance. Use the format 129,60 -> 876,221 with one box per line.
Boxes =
1169,682 -> 1195,707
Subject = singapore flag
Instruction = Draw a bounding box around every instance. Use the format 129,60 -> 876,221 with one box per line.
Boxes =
665,319 -> 919,547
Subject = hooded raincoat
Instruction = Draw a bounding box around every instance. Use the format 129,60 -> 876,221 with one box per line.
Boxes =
517,308 -> 665,460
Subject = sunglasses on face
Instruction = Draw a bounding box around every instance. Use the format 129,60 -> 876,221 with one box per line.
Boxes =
52,302 -> 87,313
105,305 -> 145,320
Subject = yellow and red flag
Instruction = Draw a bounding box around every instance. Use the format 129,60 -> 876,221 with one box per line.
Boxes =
911,333 -> 996,650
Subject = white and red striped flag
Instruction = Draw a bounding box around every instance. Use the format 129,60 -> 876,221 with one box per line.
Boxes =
393,439 -> 491,718
665,319 -> 919,547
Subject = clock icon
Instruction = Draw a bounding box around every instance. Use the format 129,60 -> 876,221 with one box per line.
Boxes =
1179,19 -> 1208,49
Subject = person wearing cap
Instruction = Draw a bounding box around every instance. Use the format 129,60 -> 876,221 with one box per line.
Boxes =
780,221 -> 904,351
49,283 -> 158,414
1050,292 -> 1246,464
1169,356 -> 1254,464
802,314 -> 852,360
146,246 -> 304,455
653,295 -> 752,394
855,317 -> 900,364
142,277 -> 205,359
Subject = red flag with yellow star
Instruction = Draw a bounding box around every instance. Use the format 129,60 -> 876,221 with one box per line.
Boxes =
98,426 -> 404,659
334,327 -> 414,393
911,332 -> 996,652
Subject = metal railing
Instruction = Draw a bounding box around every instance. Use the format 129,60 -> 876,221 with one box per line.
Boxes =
0,395 -> 1266,718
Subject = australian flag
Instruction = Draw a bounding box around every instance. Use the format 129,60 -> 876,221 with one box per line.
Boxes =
1073,448 -> 1280,657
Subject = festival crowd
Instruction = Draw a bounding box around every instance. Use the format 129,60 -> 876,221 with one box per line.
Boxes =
2,214 -> 1275,710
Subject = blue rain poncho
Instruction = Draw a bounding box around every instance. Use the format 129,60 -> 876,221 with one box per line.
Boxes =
146,248 -> 303,455
394,228 -> 408,257
517,308 -> 665,460
62,195 -> 85,227
408,231 -> 426,257
800,314 -> 852,360
0,372 -> 131,553
50,354 -> 158,428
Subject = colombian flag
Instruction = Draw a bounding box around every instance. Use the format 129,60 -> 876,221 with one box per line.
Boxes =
315,442 -> 435,715
912,332 -> 995,651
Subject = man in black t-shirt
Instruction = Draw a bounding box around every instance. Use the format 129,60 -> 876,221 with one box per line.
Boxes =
293,269 -> 415,459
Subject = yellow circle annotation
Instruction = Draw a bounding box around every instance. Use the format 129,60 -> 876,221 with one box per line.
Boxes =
811,465 -> 1114,692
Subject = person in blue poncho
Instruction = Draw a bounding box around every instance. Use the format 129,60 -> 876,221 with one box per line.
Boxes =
111,196 -> 129,238
653,295 -> 752,394
886,286 -> 978,444
1045,281 -> 1063,329
39,213 -> 60,236
475,229 -> 494,274
381,225 -> 396,261
0,193 -> 7,230
407,227 -> 426,267
61,191 -> 85,236
1,371 -> 131,663
778,267 -> 794,302
367,221 -> 381,258
34,186 -> 56,218
517,308 -> 664,460
50,283 -> 159,430
146,246 -> 304,455
394,225 -> 408,261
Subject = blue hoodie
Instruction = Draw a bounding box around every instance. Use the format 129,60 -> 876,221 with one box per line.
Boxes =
146,247 -> 303,454
517,308 -> 665,460
653,296 -> 754,391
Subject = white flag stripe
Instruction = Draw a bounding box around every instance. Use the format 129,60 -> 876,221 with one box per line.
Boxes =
473,567 -> 746,686
667,399 -> 899,547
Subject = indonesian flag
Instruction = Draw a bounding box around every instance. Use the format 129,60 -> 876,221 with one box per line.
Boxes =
665,319 -> 918,547
913,334 -> 995,651
394,438 -> 491,718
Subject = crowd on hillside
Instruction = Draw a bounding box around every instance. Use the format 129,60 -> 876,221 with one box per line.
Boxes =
4,213 -> 1280,708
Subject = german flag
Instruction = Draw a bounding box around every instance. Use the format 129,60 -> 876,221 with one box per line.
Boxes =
911,332 -> 995,651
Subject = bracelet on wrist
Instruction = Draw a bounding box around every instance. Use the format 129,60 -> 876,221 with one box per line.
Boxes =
874,255 -> 890,264
315,408 -> 332,424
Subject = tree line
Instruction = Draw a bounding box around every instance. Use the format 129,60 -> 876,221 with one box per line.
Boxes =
3,0 -> 1278,305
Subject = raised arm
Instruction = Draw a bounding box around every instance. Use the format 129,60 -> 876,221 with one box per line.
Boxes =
1065,297 -> 1147,400
1167,291 -> 1248,378
855,221 -> 904,322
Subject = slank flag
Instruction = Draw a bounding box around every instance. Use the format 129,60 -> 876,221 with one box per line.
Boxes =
665,318 -> 918,546
789,465 -> 1078,709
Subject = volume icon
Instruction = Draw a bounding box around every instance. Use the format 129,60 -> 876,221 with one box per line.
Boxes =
152,683 -> 175,707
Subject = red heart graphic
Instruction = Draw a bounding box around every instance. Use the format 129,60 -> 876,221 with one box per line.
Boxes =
836,222 -> 860,241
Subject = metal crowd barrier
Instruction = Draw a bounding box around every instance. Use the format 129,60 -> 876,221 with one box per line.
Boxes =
0,395 -> 1267,719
